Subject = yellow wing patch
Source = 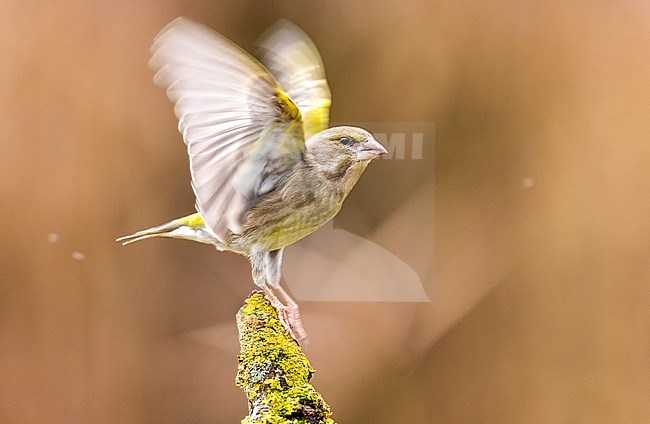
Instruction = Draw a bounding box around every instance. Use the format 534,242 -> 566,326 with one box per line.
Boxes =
274,88 -> 302,122
302,98 -> 331,137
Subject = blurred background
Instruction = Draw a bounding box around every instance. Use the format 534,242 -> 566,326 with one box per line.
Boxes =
1,1 -> 649,422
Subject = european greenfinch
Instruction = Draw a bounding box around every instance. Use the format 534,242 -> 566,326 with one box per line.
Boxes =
118,17 -> 387,341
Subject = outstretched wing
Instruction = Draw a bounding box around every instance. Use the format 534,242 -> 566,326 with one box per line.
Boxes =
257,20 -> 331,138
149,17 -> 305,241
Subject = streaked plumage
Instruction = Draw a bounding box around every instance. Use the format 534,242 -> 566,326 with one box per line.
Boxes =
118,17 -> 386,341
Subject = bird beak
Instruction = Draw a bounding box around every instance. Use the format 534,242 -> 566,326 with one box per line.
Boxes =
356,137 -> 388,161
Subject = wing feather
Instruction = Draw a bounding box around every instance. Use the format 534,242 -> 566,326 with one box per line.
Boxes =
149,17 -> 305,241
257,20 -> 331,137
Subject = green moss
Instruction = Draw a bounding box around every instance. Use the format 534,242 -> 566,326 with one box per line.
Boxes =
236,293 -> 335,424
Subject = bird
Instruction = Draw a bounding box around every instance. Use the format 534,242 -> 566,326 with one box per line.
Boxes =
117,17 -> 387,341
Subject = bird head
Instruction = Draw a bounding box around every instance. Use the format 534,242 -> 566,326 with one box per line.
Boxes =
307,125 -> 387,163
305,126 -> 387,194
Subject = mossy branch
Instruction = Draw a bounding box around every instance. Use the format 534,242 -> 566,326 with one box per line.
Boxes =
236,292 -> 336,424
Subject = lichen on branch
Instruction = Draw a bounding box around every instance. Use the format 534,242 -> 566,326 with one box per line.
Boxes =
236,292 -> 336,424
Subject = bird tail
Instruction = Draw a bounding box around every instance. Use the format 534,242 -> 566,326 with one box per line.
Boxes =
116,213 -> 219,246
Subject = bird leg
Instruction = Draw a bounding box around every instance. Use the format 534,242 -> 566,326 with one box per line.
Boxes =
250,248 -> 308,342
268,282 -> 308,343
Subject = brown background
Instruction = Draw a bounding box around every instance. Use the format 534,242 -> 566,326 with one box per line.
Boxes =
1,1 -> 649,423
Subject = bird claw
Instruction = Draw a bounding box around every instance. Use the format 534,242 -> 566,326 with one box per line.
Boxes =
275,304 -> 309,343
258,285 -> 309,343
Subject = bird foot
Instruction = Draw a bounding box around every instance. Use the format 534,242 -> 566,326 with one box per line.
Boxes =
276,304 -> 309,344
258,287 -> 309,343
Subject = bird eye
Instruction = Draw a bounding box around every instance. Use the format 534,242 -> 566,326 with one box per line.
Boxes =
340,137 -> 351,145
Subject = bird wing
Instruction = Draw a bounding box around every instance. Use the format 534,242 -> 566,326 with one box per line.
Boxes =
256,20 -> 331,138
149,17 -> 305,241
